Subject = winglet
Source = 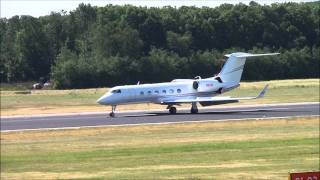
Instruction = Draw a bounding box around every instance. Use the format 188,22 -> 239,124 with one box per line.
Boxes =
257,84 -> 269,99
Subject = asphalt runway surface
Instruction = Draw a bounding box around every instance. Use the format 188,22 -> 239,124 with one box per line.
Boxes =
1,103 -> 319,131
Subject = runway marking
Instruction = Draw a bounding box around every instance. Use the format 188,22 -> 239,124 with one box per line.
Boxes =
1,115 -> 319,133
2,102 -> 318,119
1,107 -> 290,123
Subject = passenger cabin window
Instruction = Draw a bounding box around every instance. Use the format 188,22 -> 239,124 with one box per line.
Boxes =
169,89 -> 174,94
155,90 -> 159,94
140,91 -> 144,95
162,90 -> 166,94
111,89 -> 121,93
177,89 -> 181,93
147,90 -> 152,95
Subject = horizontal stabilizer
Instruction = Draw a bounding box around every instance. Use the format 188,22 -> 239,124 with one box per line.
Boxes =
225,53 -> 280,58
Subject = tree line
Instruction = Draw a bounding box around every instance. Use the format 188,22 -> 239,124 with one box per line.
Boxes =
0,1 -> 319,89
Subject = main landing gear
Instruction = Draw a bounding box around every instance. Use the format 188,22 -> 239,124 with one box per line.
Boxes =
191,102 -> 198,114
109,105 -> 116,117
167,103 -> 199,115
167,105 -> 177,114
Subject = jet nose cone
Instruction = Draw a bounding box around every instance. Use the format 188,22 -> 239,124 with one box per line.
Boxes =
96,96 -> 105,104
97,93 -> 113,105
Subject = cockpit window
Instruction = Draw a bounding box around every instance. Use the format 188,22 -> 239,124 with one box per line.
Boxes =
111,89 -> 121,93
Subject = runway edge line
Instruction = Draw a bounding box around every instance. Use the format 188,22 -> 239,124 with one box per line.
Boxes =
1,115 -> 319,133
2,102 -> 319,119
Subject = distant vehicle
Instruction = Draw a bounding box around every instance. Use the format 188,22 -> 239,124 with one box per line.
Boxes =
32,83 -> 43,89
97,52 -> 279,117
32,81 -> 51,89
43,82 -> 52,88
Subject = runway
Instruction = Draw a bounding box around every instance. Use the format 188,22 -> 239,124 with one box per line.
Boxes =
1,103 -> 319,132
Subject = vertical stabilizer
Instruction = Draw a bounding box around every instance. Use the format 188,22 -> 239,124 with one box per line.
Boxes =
218,52 -> 279,85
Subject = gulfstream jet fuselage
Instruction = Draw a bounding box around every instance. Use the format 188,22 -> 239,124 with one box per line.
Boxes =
97,52 -> 279,117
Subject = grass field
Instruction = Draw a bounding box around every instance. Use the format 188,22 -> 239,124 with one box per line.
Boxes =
1,116 -> 319,179
0,82 -> 37,91
1,79 -> 319,116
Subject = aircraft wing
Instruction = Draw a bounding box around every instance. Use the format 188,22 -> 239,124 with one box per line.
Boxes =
160,84 -> 268,106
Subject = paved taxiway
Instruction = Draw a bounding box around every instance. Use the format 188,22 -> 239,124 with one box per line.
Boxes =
1,103 -> 319,131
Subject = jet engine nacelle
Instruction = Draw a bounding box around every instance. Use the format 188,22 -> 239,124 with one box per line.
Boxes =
192,79 -> 222,92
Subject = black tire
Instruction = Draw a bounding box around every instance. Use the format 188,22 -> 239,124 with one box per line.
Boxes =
191,108 -> 198,114
169,107 -> 177,114
109,112 -> 115,117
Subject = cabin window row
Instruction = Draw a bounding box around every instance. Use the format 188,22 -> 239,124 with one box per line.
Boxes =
140,89 -> 181,95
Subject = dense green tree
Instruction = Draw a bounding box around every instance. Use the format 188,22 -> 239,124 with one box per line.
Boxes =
51,46 -> 97,89
139,11 -> 166,52
93,22 -> 143,58
1,16 -> 28,82
187,50 -> 223,78
1,2 -> 319,88
141,48 -> 185,82
17,16 -> 52,79
0,19 -> 7,82
40,11 -> 68,59
166,31 -> 192,56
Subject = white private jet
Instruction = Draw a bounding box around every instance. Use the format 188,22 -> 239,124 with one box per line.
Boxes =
97,52 -> 279,117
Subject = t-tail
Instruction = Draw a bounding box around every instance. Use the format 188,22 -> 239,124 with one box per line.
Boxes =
218,52 -> 279,85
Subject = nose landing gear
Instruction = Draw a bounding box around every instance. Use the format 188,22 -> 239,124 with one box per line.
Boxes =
109,105 -> 116,117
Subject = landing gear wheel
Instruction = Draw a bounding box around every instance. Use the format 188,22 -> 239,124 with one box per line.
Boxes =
191,102 -> 198,114
169,107 -> 177,114
109,105 -> 116,118
191,108 -> 198,114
